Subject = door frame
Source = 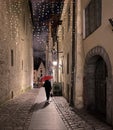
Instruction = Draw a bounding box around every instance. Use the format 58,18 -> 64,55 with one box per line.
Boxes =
84,46 -> 112,124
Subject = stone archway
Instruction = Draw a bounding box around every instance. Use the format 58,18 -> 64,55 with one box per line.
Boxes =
84,46 -> 112,124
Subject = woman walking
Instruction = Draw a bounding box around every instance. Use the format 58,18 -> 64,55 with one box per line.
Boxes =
43,80 -> 52,102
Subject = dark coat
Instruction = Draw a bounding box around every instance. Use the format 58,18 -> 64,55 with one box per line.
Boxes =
43,80 -> 52,92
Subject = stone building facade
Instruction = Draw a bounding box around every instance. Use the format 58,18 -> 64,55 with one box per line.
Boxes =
83,0 -> 113,125
0,0 -> 33,104
56,0 -> 113,126
57,0 -> 73,103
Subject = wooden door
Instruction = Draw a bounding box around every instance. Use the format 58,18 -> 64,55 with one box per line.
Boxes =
95,57 -> 107,116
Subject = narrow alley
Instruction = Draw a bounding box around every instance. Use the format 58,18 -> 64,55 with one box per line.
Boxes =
1,0 -> 113,129
0,87 -> 112,130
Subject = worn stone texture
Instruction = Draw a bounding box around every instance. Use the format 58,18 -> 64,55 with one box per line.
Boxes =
0,0 -> 33,104
57,0 -> 113,127
58,0 -> 73,102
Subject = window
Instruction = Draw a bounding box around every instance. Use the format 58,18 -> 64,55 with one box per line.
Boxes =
67,6 -> 70,31
22,60 -> 23,70
85,0 -> 102,37
67,53 -> 69,74
11,50 -> 14,66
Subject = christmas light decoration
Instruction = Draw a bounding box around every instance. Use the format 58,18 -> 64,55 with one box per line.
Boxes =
31,0 -> 64,62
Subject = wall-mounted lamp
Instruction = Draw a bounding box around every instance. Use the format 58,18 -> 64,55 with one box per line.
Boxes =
53,61 -> 57,66
109,18 -> 113,31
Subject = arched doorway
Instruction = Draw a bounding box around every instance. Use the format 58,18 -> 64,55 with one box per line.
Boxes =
84,46 -> 112,123
95,56 -> 107,117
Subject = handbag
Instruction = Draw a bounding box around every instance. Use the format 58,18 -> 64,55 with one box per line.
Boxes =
50,92 -> 53,97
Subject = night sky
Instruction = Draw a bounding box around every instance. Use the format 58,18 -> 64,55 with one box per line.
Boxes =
30,0 -> 64,65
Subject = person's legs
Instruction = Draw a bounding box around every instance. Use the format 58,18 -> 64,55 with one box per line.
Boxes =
45,89 -> 50,100
46,91 -> 50,100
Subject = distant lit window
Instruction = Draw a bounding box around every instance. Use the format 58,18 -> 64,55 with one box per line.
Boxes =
85,0 -> 102,37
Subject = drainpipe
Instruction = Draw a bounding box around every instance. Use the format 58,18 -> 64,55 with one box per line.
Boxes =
70,0 -> 76,106
57,39 -> 59,82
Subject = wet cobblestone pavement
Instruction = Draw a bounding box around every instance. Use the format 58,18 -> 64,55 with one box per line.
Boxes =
0,88 -> 113,130
0,89 -> 39,130
53,97 -> 113,130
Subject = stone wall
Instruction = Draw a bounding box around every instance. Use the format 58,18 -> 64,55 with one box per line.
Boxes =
58,0 -> 73,102
83,0 -> 113,125
0,0 -> 33,104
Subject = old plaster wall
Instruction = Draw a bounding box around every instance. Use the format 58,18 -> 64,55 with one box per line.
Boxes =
0,0 -> 33,104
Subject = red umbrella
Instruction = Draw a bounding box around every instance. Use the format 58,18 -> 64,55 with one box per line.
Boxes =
40,75 -> 53,82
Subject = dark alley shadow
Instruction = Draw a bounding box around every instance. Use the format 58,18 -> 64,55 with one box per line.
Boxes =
29,101 -> 50,113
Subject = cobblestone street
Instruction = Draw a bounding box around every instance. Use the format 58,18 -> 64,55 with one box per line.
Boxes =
0,89 -> 39,130
0,88 -> 112,130
53,97 -> 113,130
